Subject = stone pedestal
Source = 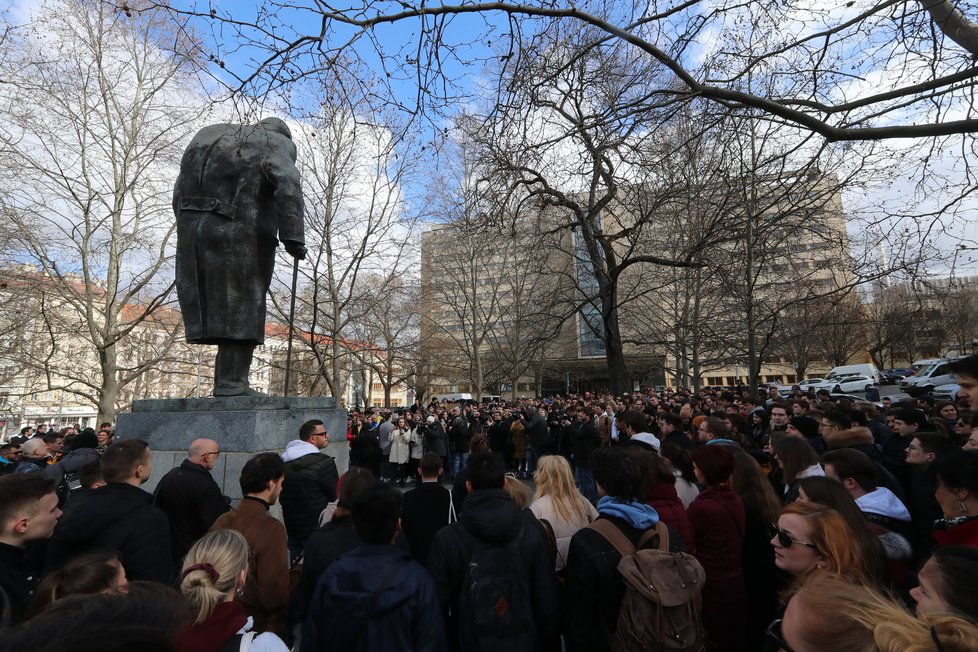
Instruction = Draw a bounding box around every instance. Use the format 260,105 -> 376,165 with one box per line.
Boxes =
115,396 -> 348,501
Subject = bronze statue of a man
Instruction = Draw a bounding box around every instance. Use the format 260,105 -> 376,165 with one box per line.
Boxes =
174,117 -> 306,396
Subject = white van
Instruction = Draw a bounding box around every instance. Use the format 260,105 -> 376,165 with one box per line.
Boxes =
900,359 -> 956,397
824,364 -> 881,384
434,393 -> 474,403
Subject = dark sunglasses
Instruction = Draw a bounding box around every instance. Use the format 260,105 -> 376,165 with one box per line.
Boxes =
768,523 -> 817,549
766,618 -> 795,652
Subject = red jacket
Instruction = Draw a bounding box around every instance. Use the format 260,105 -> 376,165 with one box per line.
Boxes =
686,484 -> 748,651
645,483 -> 696,553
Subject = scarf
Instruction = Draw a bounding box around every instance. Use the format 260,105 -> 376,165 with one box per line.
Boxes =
174,601 -> 248,652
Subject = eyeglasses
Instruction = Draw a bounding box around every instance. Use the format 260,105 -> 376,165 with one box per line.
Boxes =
766,619 -> 795,652
768,523 -> 817,549
202,451 -> 221,458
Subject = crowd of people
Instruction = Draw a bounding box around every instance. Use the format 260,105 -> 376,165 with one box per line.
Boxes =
2,355 -> 978,651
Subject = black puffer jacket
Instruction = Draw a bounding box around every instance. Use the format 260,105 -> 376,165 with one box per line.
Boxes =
45,483 -> 172,583
153,459 -> 230,563
427,488 -> 559,652
279,443 -> 339,543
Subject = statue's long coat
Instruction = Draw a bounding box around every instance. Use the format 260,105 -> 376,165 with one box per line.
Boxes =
173,122 -> 304,344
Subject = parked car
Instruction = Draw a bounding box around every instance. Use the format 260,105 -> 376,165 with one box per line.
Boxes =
900,359 -> 956,397
828,392 -> 884,409
881,368 -> 914,385
933,383 -> 961,402
776,378 -> 826,396
824,363 -> 881,385
808,375 -> 874,394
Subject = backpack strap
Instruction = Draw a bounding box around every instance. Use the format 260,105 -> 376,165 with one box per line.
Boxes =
589,518 -> 637,558
591,518 -> 668,556
652,520 -> 669,551
538,518 -> 563,567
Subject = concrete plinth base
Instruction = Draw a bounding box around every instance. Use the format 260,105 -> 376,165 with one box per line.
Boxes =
115,396 -> 348,501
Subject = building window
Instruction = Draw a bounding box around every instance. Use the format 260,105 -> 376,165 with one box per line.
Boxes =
574,228 -> 607,359
517,383 -> 531,391
577,304 -> 606,358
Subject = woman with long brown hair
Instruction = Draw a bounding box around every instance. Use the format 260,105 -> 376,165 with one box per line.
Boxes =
773,436 -> 823,503
730,452 -> 784,650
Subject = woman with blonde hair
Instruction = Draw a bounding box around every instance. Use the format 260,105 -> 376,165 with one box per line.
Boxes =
175,529 -> 288,652
773,572 -> 978,652
530,454 -> 597,570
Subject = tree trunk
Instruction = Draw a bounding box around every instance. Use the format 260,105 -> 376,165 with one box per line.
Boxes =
98,344 -> 118,423
602,304 -> 630,395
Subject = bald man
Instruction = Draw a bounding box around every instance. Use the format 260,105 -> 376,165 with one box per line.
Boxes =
153,438 -> 230,565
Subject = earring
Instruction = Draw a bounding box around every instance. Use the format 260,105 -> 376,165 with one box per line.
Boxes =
959,501 -> 968,514
236,587 -> 244,597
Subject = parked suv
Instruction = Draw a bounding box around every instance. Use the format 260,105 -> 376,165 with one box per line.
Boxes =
900,360 -> 957,397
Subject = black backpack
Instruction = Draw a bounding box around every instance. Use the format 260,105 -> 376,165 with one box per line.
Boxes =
456,524 -> 535,652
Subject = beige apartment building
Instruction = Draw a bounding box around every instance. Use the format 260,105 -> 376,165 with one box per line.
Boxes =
420,173 -> 861,397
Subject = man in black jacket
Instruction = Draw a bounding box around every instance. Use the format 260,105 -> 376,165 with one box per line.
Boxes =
564,405 -> 601,504
280,419 -> 339,561
522,407 -> 551,473
401,453 -> 455,566
0,474 -> 61,624
45,439 -> 172,583
446,408 -> 470,479
153,438 -> 230,565
427,452 -> 559,652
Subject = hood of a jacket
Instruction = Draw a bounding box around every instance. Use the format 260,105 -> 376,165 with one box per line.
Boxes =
459,488 -> 522,545
857,487 -> 911,522
320,545 -> 415,614
282,439 -> 320,463
53,483 -> 154,544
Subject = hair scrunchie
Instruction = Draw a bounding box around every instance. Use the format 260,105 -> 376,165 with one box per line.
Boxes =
182,562 -> 219,584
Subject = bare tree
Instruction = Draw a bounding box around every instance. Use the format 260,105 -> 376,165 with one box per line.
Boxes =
148,0 -> 978,141
352,273 -> 422,408
270,68 -> 421,399
0,0 -> 206,421
813,298 -> 870,367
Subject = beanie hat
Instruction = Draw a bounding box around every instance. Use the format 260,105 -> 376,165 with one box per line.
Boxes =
789,415 -> 820,440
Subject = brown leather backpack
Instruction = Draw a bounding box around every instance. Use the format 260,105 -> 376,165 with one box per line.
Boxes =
590,519 -> 706,652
